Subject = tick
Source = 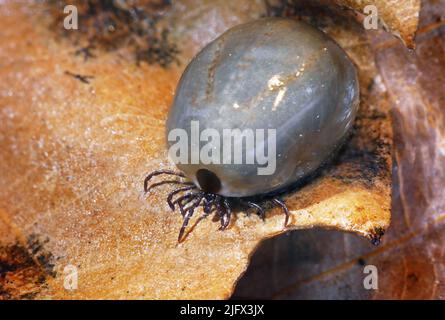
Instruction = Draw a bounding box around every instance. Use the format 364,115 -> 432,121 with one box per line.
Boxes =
144,18 -> 359,241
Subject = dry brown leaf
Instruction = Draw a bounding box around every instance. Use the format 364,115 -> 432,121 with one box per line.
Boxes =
0,1 -> 392,299
261,0 -> 421,48
335,0 -> 421,48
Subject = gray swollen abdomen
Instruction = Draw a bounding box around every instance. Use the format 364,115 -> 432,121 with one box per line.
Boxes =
166,18 -> 359,197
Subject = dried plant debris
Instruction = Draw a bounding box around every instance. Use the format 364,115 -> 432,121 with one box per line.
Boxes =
0,232 -> 56,300
64,71 -> 95,84
47,0 -> 180,67
336,0 -> 421,48
264,0 -> 421,48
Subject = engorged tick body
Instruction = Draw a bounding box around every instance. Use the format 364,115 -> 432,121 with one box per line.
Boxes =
144,18 -> 359,241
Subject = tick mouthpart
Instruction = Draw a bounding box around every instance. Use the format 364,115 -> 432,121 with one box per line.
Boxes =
196,168 -> 222,194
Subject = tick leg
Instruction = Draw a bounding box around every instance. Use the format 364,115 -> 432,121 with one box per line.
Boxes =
186,196 -> 215,235
178,209 -> 194,242
182,192 -> 204,213
219,198 -> 232,230
195,194 -> 216,222
272,198 -> 290,227
178,194 -> 204,242
215,196 -> 224,229
203,195 -> 216,216
174,193 -> 198,216
144,169 -> 186,191
167,185 -> 196,210
145,180 -> 194,193
242,200 -> 266,221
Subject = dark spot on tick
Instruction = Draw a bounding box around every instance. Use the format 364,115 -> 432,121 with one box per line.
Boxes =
196,169 -> 221,194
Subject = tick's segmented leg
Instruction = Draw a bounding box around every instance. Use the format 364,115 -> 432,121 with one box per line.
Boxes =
144,169 -> 186,191
167,185 -> 197,210
203,197 -> 211,214
145,180 -> 194,193
272,198 -> 290,226
178,194 -> 204,242
242,200 -> 266,220
178,209 -> 194,242
214,196 -> 224,230
145,169 -> 186,180
201,196 -> 215,218
203,194 -> 216,215
143,169 -> 291,242
220,198 -> 232,230
182,192 -> 204,213
175,193 -> 198,216
215,196 -> 230,230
